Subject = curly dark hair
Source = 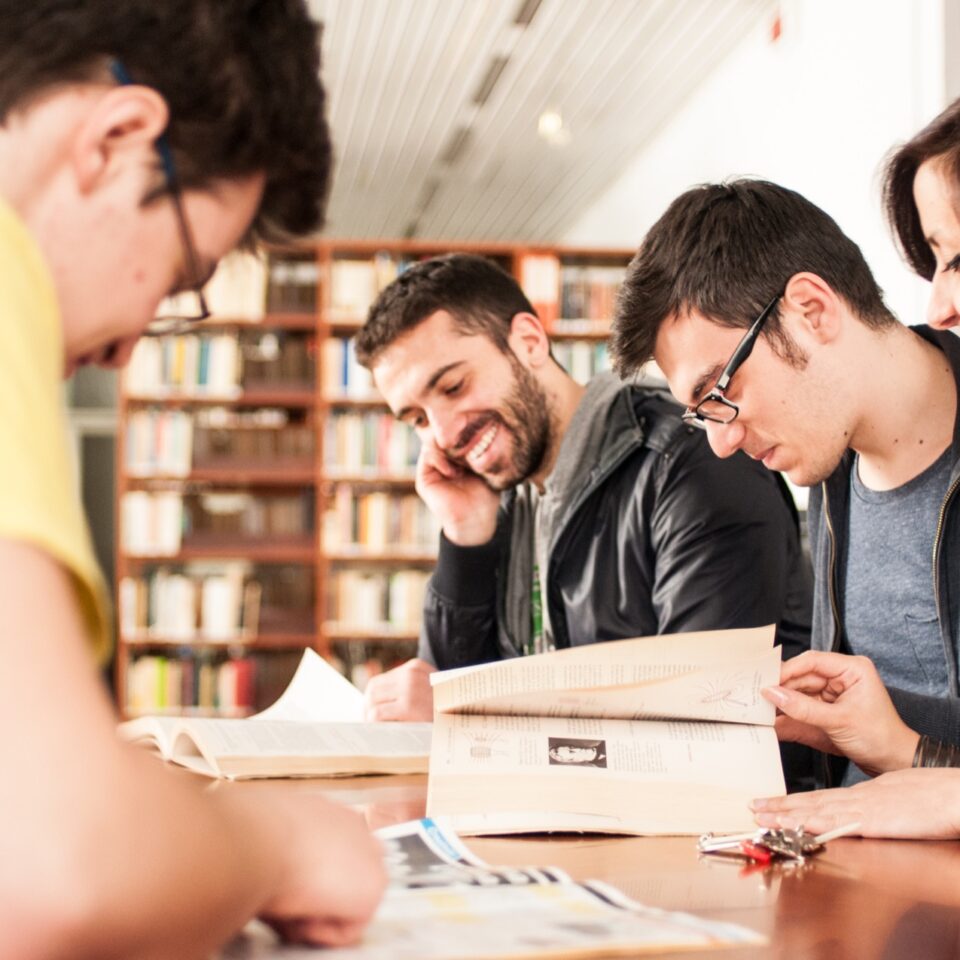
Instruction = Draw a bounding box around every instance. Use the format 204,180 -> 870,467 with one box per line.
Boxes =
355,254 -> 536,368
0,0 -> 331,242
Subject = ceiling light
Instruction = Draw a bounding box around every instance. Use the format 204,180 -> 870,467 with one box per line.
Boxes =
538,109 -> 570,146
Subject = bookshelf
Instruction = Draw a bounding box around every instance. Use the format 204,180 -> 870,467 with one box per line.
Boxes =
115,241 -> 633,717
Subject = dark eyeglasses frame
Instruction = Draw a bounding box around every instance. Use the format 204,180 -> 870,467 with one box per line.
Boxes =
681,291 -> 784,430
109,60 -> 211,336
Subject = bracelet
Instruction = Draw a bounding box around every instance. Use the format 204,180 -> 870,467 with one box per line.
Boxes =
912,734 -> 960,768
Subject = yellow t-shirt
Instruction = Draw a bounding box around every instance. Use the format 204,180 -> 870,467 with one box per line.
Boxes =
0,197 -> 111,662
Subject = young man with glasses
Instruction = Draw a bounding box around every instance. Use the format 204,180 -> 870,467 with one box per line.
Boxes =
356,254 -> 812,748
0,3 -> 385,957
610,178 -> 960,788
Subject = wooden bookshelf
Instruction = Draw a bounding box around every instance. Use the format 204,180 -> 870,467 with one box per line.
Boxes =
115,240 -> 632,714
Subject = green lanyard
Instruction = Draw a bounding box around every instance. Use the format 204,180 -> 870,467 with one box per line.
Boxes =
530,563 -> 544,657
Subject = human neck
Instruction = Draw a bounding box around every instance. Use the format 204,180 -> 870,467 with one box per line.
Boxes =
852,325 -> 956,491
528,365 -> 586,491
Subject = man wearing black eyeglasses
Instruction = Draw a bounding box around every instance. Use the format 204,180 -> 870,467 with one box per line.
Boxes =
0,2 -> 385,956
611,178 -> 960,792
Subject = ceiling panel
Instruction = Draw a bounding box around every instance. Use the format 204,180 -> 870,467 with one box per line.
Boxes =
309,0 -> 777,242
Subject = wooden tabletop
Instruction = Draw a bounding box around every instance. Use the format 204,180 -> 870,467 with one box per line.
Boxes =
220,774 -> 960,959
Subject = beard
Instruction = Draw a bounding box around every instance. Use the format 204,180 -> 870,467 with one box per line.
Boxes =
447,357 -> 553,492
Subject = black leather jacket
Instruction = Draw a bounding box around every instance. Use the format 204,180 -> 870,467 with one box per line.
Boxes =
419,377 -> 812,669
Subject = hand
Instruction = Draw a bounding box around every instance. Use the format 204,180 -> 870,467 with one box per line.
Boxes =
416,438 -> 499,545
364,658 -> 436,722
257,791 -> 387,946
751,768 -> 960,839
762,651 -> 919,775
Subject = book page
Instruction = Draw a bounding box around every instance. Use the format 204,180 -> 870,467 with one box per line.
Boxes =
439,649 -> 779,726
431,626 -> 777,724
171,720 -> 432,779
427,712 -> 784,835
254,648 -> 364,722
117,715 -> 180,757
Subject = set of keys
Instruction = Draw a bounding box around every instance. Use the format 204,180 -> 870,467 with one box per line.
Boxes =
697,823 -> 859,866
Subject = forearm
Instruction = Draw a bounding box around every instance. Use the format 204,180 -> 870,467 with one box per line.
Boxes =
0,543 -> 285,960
420,532 -> 501,669
11,755 -> 286,960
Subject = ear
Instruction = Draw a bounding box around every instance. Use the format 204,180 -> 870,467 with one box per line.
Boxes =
506,312 -> 551,369
781,272 -> 843,345
70,86 -> 170,194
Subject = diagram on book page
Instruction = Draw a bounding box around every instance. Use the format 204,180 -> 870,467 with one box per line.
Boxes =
697,673 -> 752,710
464,731 -> 509,762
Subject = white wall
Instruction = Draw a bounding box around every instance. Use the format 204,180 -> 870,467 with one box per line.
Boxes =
563,0 -> 950,326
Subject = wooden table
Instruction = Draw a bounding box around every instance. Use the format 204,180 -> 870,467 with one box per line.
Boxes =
221,774 -> 960,959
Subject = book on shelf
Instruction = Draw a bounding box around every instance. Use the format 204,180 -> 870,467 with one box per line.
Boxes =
324,410 -> 419,475
231,816 -> 764,958
329,569 -> 432,633
322,336 -> 376,399
425,625 -> 785,836
328,253 -> 400,324
551,340 -> 609,385
126,333 -> 242,399
323,486 -> 440,553
266,256 -> 318,314
120,648 -> 432,779
518,253 -> 561,330
126,651 -> 258,715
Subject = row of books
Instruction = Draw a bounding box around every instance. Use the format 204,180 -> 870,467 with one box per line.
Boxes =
188,490 -> 314,540
126,331 -> 315,399
126,334 -> 241,398
119,565 -> 261,642
122,491 -> 184,556
553,340 -> 611,385
327,253 -> 403,324
266,258 -> 319,314
519,254 -> 626,332
126,653 -> 257,715
327,569 -> 431,632
125,408 -> 315,477
193,408 -> 313,470
322,336 -> 376,399
323,486 -> 440,553
324,411 -> 419,475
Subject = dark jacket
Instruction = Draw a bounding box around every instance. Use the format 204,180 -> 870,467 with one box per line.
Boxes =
419,375 -> 812,669
809,324 -> 960,753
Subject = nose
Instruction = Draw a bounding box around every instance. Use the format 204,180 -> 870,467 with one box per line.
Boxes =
426,410 -> 462,452
705,418 -> 746,459
927,272 -> 960,329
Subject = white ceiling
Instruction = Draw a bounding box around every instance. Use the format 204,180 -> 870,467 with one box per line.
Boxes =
309,0 -> 776,242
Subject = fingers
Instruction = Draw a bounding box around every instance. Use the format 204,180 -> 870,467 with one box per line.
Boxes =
362,659 -> 435,722
749,790 -> 861,837
773,714 -> 837,754
762,685 -> 839,732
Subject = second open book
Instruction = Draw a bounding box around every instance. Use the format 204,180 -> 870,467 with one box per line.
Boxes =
426,625 -> 785,836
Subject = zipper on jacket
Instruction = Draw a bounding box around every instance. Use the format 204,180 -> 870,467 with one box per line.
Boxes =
932,474 -> 960,617
822,481 -> 843,653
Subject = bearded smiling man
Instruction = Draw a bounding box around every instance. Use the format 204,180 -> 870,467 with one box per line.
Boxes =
356,253 -> 813,741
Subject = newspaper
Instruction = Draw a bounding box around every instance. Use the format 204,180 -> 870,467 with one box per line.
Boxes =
219,818 -> 765,959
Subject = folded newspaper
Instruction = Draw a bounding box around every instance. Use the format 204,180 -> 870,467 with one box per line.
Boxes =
220,817 -> 765,959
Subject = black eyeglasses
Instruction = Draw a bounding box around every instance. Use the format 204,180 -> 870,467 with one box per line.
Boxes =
109,60 -> 211,337
681,291 -> 784,429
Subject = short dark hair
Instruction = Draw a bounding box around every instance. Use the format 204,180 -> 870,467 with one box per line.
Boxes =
355,253 -> 536,367
610,178 -> 896,376
0,0 -> 331,242
883,97 -> 960,281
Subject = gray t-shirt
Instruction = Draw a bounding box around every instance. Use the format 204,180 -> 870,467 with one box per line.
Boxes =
842,446 -> 953,783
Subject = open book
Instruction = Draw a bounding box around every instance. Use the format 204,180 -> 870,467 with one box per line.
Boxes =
426,625 -> 785,836
118,650 -> 431,779
222,817 -> 765,959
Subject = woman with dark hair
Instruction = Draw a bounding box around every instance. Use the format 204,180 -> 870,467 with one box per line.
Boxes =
751,101 -> 960,838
